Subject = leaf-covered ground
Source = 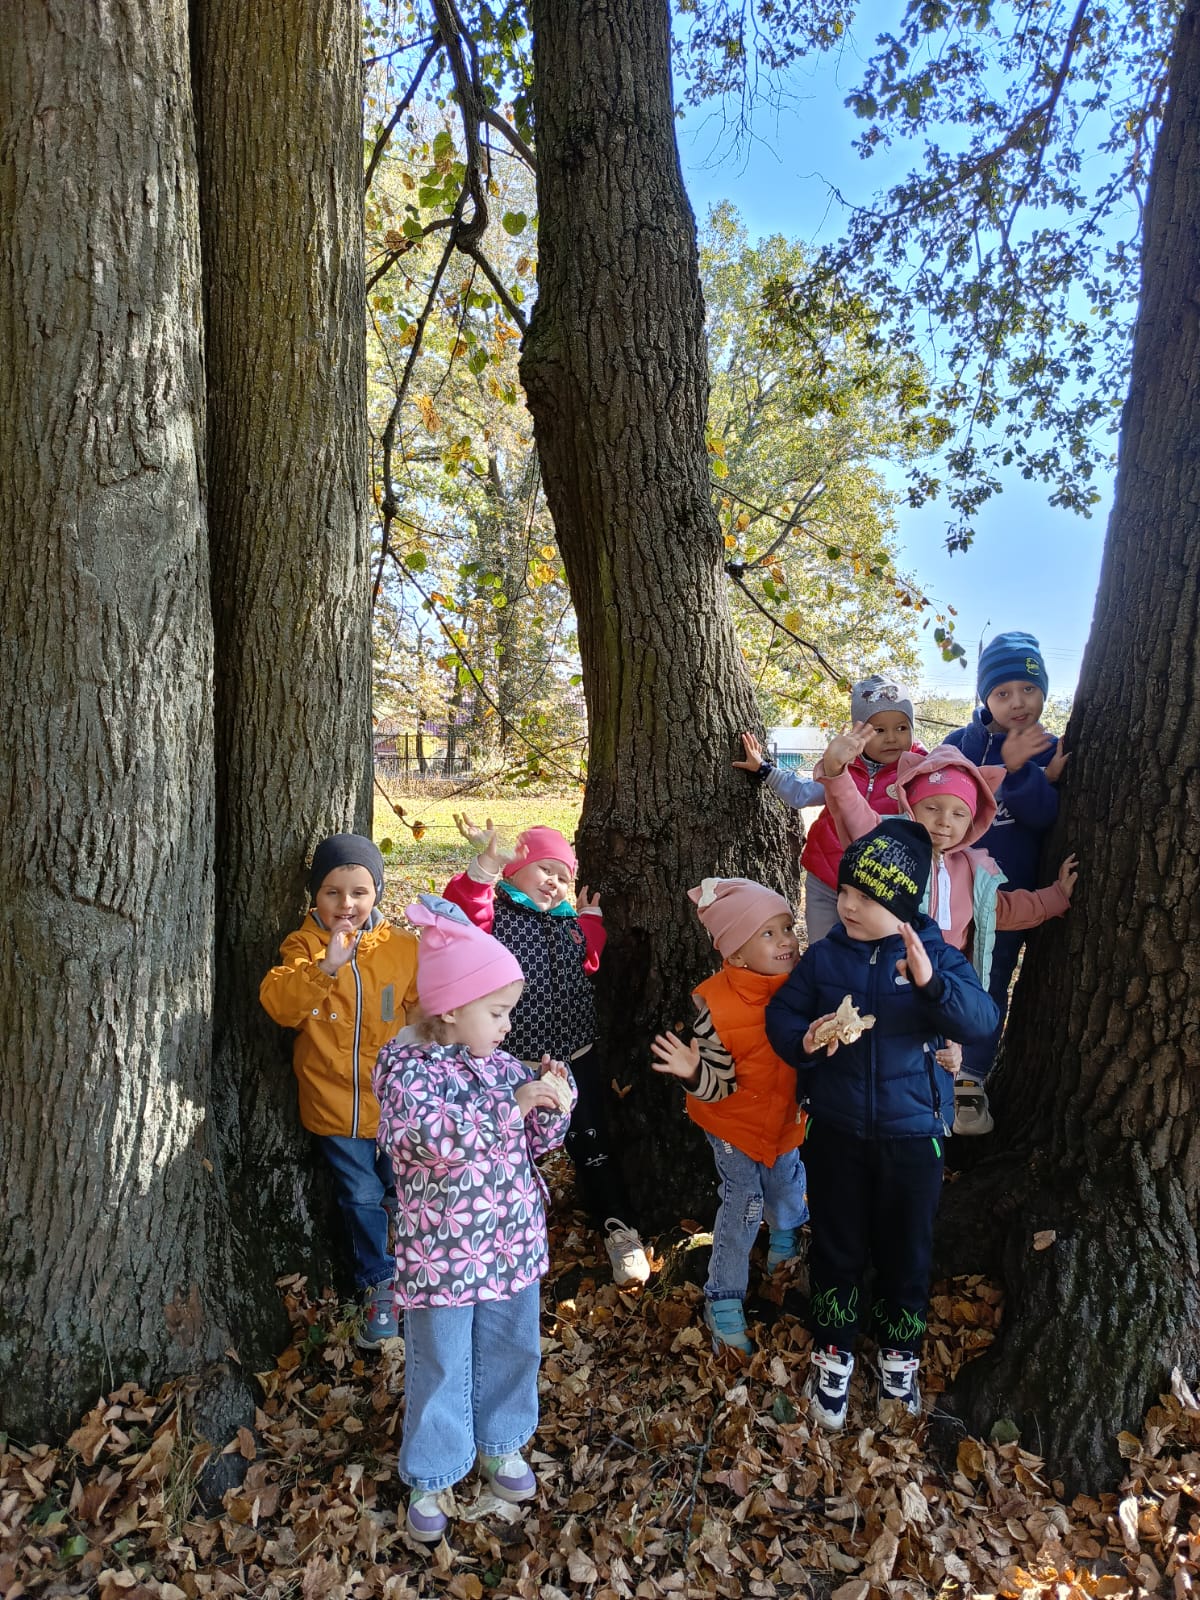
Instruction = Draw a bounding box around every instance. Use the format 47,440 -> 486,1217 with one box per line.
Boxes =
5,1158 -> 1200,1600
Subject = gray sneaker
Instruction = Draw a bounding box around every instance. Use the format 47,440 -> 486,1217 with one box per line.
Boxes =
953,1076 -> 994,1136
356,1280 -> 400,1348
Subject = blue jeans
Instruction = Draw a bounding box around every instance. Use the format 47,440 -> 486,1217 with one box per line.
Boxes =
704,1134 -> 809,1301
316,1134 -> 396,1291
399,1284 -> 542,1491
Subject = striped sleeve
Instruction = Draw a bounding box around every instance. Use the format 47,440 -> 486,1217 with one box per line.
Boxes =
688,1002 -> 737,1103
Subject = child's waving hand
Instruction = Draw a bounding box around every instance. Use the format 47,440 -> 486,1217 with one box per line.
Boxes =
821,721 -> 875,778
732,732 -> 766,772
1001,722 -> 1055,773
1045,738 -> 1070,783
454,811 -> 514,873
576,885 -> 602,914
650,1031 -> 701,1086
895,922 -> 933,988
1057,853 -> 1079,900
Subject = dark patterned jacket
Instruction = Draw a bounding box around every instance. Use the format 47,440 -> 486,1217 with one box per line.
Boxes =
442,871 -> 603,1060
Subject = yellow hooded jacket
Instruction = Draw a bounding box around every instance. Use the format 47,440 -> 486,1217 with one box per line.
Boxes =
260,911 -> 420,1138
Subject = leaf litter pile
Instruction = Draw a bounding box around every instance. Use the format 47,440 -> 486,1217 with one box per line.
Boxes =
6,1160 -> 1200,1599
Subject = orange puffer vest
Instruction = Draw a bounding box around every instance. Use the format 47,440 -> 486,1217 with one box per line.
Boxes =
687,965 -> 805,1167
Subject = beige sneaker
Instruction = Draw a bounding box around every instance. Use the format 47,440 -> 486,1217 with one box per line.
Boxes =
952,1076 -> 994,1136
602,1217 -> 650,1285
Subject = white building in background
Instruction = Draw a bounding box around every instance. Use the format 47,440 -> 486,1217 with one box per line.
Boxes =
767,725 -> 826,774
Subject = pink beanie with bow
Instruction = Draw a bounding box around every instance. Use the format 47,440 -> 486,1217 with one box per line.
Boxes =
688,877 -> 793,959
502,825 -> 578,879
407,895 -> 524,1015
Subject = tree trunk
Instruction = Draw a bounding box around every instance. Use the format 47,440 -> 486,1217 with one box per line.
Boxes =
194,0 -> 371,1344
0,0 -> 223,1437
942,0 -> 1200,1491
521,0 -> 792,1227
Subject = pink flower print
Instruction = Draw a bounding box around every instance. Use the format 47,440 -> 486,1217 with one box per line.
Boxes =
449,1230 -> 492,1284
470,1182 -> 504,1232
477,1270 -> 507,1300
489,1140 -> 520,1184
405,1235 -> 447,1290
508,1168 -> 540,1223
492,1224 -> 523,1270
438,1189 -> 475,1240
395,1186 -> 429,1236
424,1133 -> 468,1172
460,1143 -> 496,1186
457,1100 -> 495,1149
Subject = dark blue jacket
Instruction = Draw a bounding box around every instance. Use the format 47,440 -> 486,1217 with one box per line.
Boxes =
766,917 -> 1000,1140
944,710 -> 1058,889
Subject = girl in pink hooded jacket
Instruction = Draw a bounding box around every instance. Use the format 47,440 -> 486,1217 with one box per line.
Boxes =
815,734 -> 1077,1133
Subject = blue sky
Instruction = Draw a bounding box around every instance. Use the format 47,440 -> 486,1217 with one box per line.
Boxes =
675,49 -> 1113,699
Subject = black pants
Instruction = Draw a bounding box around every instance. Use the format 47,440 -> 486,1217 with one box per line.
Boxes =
804,1120 -> 944,1355
563,1045 -> 636,1228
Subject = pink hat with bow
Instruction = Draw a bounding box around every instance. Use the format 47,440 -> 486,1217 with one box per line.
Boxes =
407,895 -> 524,1014
688,877 -> 793,959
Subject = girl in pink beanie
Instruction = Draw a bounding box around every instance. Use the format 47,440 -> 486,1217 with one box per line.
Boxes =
650,877 -> 808,1356
442,813 -> 650,1290
372,896 -> 576,1544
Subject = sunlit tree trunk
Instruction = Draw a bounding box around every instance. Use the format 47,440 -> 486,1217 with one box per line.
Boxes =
941,0 -> 1200,1490
521,0 -> 792,1226
0,0 -> 221,1437
194,0 -> 371,1343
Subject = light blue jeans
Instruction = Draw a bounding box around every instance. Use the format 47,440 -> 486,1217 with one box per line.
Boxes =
705,1133 -> 809,1302
399,1283 -> 542,1491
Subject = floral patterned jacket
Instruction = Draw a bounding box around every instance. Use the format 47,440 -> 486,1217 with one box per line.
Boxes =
373,1039 -> 576,1309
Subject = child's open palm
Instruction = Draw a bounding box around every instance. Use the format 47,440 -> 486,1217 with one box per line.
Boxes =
454,811 -> 514,873
320,926 -> 358,975
1001,722 -> 1055,773
576,885 -> 602,914
732,732 -> 765,772
822,721 -> 874,778
650,1031 -> 701,1086
895,921 -> 933,988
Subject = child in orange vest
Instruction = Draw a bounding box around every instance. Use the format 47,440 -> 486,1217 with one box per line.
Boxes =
651,877 -> 807,1354
260,834 -> 419,1347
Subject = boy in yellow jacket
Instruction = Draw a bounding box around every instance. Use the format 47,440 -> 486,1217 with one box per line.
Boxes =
260,834 -> 419,1346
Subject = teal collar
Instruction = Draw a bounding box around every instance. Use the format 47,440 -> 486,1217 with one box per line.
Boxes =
499,881 -> 576,918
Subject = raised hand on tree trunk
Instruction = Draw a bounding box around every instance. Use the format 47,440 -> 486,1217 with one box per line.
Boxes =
1057,853 -> 1079,899
732,731 -> 766,772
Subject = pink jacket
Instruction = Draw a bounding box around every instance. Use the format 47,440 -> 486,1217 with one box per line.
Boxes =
816,744 -> 1070,951
801,745 -> 926,889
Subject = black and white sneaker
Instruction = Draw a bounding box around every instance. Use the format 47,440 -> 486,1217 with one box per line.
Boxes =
805,1345 -> 854,1431
878,1348 -> 922,1416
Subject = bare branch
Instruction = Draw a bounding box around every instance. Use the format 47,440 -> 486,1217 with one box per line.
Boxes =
364,35 -> 441,194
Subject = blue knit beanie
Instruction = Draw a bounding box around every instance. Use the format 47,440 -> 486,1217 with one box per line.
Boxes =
977,632 -> 1048,705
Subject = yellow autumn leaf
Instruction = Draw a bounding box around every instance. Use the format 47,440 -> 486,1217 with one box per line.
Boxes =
415,395 -> 442,434
724,533 -> 737,550
735,511 -> 750,531
783,611 -> 801,631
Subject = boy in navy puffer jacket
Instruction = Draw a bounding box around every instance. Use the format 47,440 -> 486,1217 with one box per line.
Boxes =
766,820 -> 998,1433
944,632 -> 1067,1124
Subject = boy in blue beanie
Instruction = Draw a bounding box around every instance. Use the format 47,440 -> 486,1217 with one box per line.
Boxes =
944,632 -> 1067,1131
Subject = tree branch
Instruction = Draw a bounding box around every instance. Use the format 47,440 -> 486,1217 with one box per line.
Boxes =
364,35 -> 441,194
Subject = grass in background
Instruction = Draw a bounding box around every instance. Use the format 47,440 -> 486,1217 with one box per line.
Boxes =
372,780 -> 583,916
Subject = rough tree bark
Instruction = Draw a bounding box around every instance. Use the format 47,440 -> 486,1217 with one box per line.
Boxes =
0,0 -> 223,1438
194,0 -> 372,1348
940,0 -> 1200,1490
521,0 -> 793,1226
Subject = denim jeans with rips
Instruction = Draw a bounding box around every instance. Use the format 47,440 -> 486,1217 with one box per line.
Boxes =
704,1133 -> 809,1302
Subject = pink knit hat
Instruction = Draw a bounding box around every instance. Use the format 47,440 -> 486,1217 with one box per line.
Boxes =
905,768 -> 982,815
502,825 -> 578,879
688,877 -> 793,959
407,895 -> 524,1015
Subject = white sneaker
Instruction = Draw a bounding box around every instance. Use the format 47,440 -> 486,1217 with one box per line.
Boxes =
603,1217 -> 650,1285
805,1345 -> 855,1432
878,1348 -> 922,1416
953,1076 -> 994,1136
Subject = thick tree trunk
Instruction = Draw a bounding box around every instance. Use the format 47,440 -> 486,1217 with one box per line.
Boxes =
521,0 -> 792,1226
942,0 -> 1200,1491
194,0 -> 371,1344
0,0 -> 223,1437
